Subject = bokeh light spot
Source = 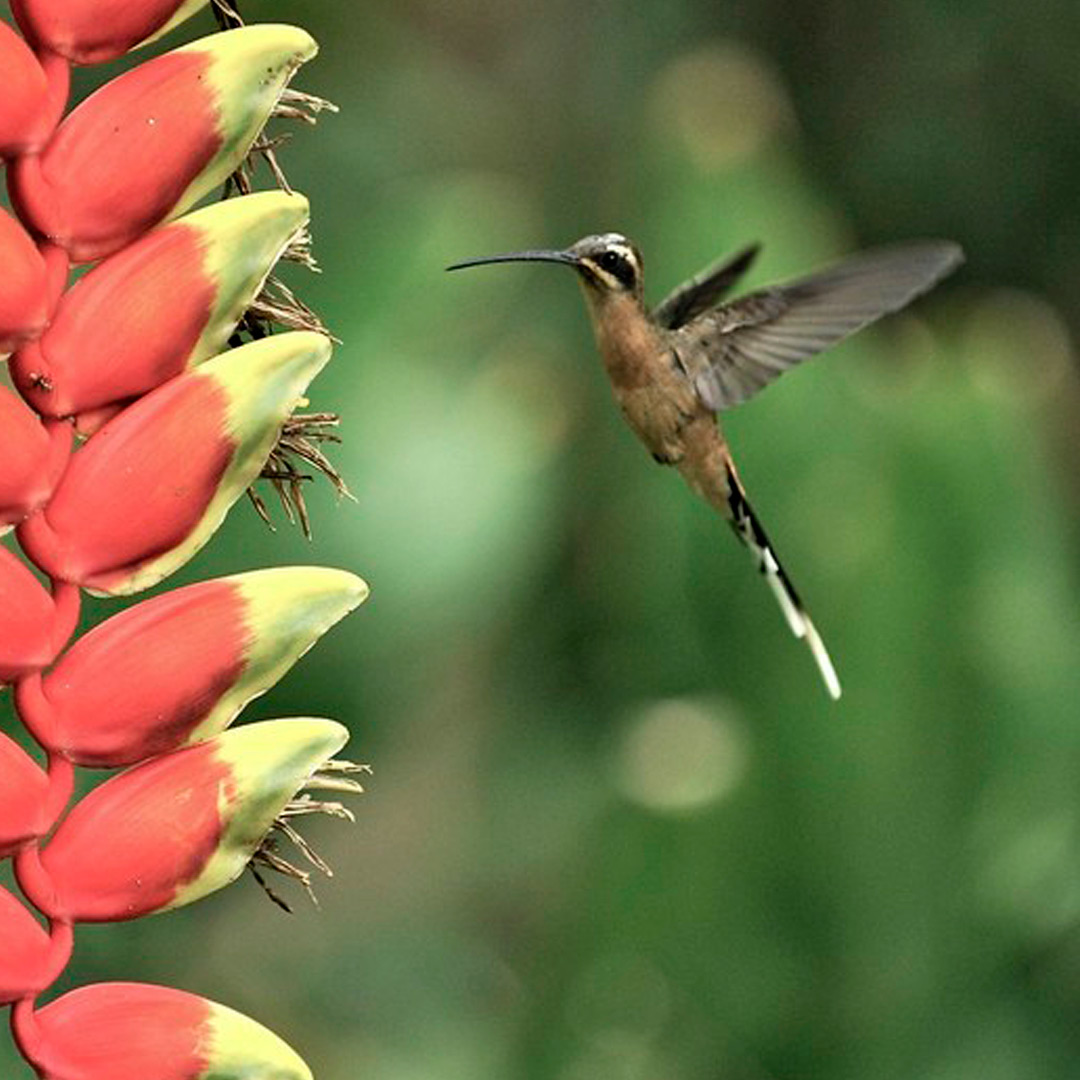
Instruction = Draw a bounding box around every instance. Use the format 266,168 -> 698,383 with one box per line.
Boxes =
960,289 -> 1074,408
614,697 -> 748,813
647,42 -> 794,170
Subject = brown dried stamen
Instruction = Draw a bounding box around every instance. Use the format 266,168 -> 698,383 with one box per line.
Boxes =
249,761 -> 370,912
249,412 -> 354,538
211,0 -> 243,30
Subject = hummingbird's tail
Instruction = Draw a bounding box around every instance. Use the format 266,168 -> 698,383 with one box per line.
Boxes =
723,462 -> 842,700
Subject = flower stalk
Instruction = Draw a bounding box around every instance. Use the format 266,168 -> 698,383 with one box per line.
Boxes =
1,4 -> 362,1077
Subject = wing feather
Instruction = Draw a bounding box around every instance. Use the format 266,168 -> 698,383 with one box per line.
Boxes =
652,244 -> 761,329
685,242 -> 963,411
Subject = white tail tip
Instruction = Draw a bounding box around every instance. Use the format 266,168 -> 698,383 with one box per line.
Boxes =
803,618 -> 842,700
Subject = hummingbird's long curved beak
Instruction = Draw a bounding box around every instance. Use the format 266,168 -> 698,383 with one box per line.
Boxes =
446,249 -> 579,272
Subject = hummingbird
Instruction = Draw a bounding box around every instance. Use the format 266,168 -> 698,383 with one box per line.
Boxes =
447,234 -> 963,699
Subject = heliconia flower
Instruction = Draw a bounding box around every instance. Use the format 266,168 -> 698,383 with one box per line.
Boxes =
0,19 -> 50,157
0,205 -> 49,351
0,733 -> 51,859
0,386 -> 72,529
0,546 -> 67,682
13,191 -> 310,421
32,718 -> 351,921
18,330 -> 331,595
27,567 -> 368,766
0,885 -> 71,1005
12,982 -> 312,1080
9,25 -> 318,262
10,0 -> 209,65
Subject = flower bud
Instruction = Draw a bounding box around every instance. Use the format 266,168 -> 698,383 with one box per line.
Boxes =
0,19 -> 51,156
0,386 -> 71,528
10,0 -> 209,65
0,206 -> 49,351
0,546 -> 62,682
16,982 -> 312,1080
37,719 -> 349,921
0,733 -> 51,858
38,567 -> 367,766
13,191 -> 310,420
18,331 -> 331,595
9,25 -> 318,262
0,885 -> 61,1004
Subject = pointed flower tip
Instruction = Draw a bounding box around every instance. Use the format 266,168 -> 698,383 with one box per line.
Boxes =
190,21 -> 318,65
17,191 -> 312,420
10,24 -> 319,261
37,718 -> 355,921
42,567 -> 367,766
23,983 -> 312,1080
17,332 -> 333,596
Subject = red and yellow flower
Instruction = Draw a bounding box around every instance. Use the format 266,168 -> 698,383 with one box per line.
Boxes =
1,5 -> 362,1079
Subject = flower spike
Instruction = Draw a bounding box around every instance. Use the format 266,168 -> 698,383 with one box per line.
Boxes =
18,331 -> 332,595
9,25 -> 318,261
13,191 -> 311,422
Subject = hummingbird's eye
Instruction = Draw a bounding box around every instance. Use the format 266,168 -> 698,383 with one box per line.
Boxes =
596,249 -> 636,288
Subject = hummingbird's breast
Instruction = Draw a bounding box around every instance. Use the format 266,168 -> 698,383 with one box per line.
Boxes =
587,294 -> 702,463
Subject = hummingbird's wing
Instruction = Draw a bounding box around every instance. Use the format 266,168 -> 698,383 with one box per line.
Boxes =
680,242 -> 963,411
652,244 -> 761,330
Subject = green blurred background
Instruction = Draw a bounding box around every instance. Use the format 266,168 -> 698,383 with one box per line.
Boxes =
4,1 -> 1080,1077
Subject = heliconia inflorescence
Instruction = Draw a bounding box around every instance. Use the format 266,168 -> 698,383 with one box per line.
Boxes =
1,3 -> 364,1078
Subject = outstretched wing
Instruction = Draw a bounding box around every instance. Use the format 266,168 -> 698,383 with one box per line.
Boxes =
680,242 -> 963,411
652,244 -> 761,330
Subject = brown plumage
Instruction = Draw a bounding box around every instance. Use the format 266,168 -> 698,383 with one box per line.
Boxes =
448,234 -> 963,699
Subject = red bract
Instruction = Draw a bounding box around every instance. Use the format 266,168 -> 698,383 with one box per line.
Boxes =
13,191 -> 310,421
10,0 -> 208,64
9,25 -> 318,261
0,205 -> 49,351
13,982 -> 312,1080
0,734 -> 51,858
28,567 -> 366,766
0,386 -> 71,528
17,331 -> 331,595
0,19 -> 50,156
32,578 -> 247,766
0,885 -> 63,1004
33,719 -> 348,921
0,546 -> 63,682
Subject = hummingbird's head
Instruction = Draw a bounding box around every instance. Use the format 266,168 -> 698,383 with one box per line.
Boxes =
446,232 -> 645,303
566,233 -> 644,299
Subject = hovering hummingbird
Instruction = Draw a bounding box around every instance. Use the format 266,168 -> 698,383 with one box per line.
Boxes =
447,235 -> 963,698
